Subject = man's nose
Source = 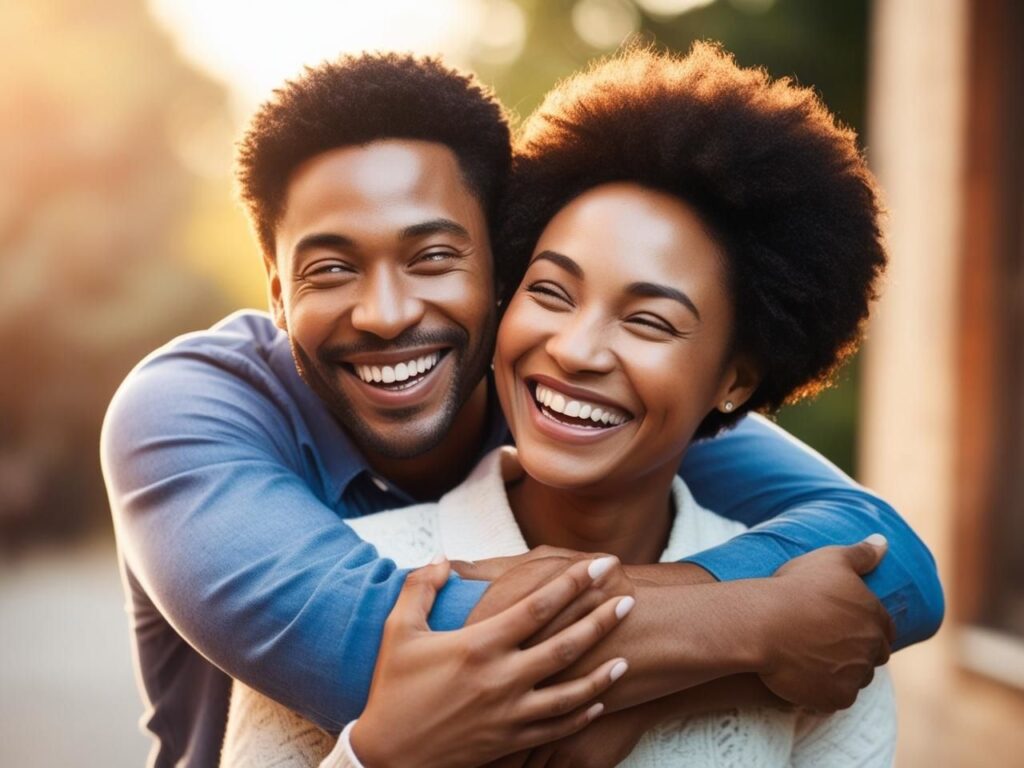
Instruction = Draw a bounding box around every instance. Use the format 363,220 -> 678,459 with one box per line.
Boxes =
544,311 -> 616,375
350,267 -> 426,339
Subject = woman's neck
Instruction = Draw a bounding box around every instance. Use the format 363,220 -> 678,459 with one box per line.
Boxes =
506,464 -> 678,565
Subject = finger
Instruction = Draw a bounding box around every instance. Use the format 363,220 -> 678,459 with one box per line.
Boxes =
522,589 -> 605,648
451,555 -> 523,581
388,556 -> 451,634
519,657 -> 628,721
519,593 -> 635,682
515,701 -> 605,753
842,534 -> 888,575
480,557 -> 620,647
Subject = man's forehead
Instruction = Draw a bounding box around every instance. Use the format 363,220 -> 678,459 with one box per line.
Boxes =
288,139 -> 469,204
276,139 -> 488,257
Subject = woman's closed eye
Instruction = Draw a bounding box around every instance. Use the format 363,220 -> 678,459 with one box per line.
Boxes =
626,313 -> 687,339
525,281 -> 574,308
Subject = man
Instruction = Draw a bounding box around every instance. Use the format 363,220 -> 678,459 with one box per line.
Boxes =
102,53 -> 942,767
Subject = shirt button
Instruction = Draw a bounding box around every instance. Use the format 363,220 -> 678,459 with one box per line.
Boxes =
370,476 -> 389,492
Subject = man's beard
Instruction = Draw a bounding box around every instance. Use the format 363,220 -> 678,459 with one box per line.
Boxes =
291,318 -> 496,460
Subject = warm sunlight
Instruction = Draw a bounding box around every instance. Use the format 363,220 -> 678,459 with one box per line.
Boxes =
147,0 -> 525,115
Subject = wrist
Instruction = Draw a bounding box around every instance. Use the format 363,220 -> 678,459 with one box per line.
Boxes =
349,718 -> 400,768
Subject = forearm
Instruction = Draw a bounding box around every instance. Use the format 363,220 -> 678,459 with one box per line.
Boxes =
562,578 -> 772,712
102,361 -> 487,728
680,413 -> 944,648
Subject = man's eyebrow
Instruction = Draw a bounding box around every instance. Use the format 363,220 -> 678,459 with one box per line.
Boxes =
530,250 -> 584,279
292,232 -> 354,256
400,218 -> 470,241
627,281 -> 701,320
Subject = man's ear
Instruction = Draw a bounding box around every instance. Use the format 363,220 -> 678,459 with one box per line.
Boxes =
715,354 -> 762,414
264,255 -> 287,332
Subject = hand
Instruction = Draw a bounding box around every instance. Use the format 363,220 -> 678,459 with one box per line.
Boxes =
349,556 -> 635,768
758,536 -> 895,713
458,547 -> 637,645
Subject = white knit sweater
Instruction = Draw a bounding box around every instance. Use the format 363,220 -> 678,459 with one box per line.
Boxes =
221,447 -> 896,767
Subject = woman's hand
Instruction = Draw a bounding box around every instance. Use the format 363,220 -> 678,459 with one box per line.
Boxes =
349,556 -> 635,768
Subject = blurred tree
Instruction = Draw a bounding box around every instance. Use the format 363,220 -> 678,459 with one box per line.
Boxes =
0,0 -> 239,544
468,0 -> 871,475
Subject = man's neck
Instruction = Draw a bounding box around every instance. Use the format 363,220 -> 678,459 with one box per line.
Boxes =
506,463 -> 678,565
364,380 -> 490,501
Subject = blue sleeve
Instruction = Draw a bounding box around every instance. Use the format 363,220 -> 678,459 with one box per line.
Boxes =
678,414 -> 944,650
101,351 -> 487,729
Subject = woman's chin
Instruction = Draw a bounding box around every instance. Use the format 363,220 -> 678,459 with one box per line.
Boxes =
515,445 -> 615,493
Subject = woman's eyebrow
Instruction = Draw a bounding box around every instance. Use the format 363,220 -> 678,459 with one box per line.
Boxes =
627,281 -> 701,321
530,250 -> 584,278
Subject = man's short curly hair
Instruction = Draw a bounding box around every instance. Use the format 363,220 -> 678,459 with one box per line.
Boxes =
498,43 -> 887,437
236,52 -> 511,261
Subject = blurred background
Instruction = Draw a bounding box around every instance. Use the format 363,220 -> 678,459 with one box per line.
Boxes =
0,0 -> 1020,765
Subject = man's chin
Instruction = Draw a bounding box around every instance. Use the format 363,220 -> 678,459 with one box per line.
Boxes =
343,414 -> 453,460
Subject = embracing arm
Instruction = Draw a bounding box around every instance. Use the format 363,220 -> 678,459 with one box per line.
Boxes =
680,413 -> 944,649
101,349 -> 485,729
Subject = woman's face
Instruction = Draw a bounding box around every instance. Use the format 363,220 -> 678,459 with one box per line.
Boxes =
495,182 -> 758,492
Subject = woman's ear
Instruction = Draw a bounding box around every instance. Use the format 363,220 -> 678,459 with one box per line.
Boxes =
264,256 -> 288,332
715,355 -> 762,414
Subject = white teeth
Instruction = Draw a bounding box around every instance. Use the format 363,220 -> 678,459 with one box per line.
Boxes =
353,352 -> 441,384
533,384 -> 630,427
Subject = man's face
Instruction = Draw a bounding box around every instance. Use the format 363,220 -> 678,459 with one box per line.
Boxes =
269,139 -> 496,459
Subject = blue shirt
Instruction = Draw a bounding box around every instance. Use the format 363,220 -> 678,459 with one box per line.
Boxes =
101,311 -> 943,767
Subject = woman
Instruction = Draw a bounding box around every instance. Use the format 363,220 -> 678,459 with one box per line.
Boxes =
222,43 -> 894,767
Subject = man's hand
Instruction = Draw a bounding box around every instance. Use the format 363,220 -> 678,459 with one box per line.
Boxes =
758,535 -> 894,712
350,556 -> 634,768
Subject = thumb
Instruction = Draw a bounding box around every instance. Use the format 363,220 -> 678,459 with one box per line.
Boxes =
391,555 -> 452,633
844,534 -> 888,576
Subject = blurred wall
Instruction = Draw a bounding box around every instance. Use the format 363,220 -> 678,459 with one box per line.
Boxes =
862,0 -> 1024,765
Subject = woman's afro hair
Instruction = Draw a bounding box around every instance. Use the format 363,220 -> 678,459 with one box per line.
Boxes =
497,42 -> 887,437
236,52 -> 511,261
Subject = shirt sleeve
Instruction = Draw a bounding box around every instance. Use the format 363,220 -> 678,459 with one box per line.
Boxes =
678,414 -> 944,650
101,348 -> 487,730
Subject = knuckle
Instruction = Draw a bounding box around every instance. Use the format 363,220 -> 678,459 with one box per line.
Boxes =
552,638 -> 578,665
528,594 -> 554,623
551,694 -> 574,717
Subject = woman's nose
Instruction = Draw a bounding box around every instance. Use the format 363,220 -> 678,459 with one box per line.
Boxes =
544,312 -> 616,374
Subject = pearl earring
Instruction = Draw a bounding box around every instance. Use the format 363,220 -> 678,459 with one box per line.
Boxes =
723,401 -> 735,412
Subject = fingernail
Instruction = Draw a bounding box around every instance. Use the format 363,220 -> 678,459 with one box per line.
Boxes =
587,556 -> 615,580
609,660 -> 629,682
585,702 -> 604,720
430,551 -> 447,564
864,534 -> 887,548
615,596 -> 635,619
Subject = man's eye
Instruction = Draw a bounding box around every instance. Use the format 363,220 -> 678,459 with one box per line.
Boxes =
304,263 -> 355,282
412,250 -> 462,271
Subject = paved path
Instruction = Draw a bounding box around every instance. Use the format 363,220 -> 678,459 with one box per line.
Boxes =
1,540 -> 150,766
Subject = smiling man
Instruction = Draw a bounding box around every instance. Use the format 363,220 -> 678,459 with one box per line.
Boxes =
101,53 -> 943,768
